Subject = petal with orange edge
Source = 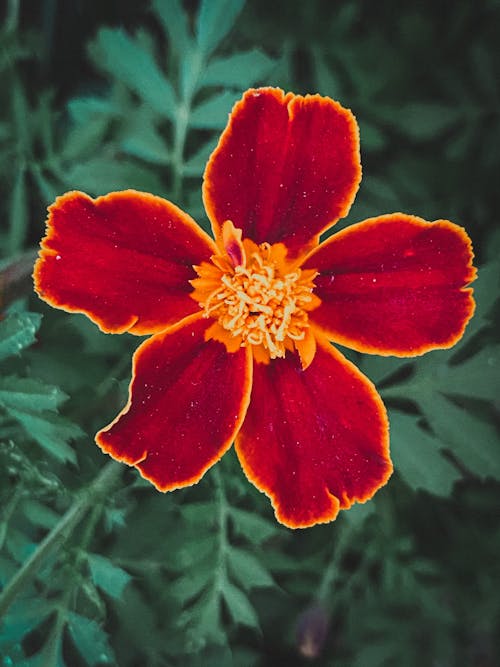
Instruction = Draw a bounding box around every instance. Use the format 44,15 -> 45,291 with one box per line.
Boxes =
235,340 -> 391,529
96,314 -> 252,490
34,190 -> 216,334
304,214 -> 476,356
203,87 -> 361,259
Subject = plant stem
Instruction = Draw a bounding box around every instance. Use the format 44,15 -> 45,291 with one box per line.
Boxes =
5,0 -> 20,33
0,460 -> 122,619
212,467 -> 228,593
171,48 -> 204,201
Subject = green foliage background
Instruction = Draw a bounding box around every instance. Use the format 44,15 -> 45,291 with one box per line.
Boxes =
0,1 -> 499,665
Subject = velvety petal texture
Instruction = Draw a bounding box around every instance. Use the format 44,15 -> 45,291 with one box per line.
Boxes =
203,87 -> 361,258
34,190 -> 216,334
96,315 -> 252,490
304,214 -> 476,356
235,340 -> 391,528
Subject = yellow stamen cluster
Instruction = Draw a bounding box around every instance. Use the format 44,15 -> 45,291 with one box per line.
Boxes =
192,239 -> 319,360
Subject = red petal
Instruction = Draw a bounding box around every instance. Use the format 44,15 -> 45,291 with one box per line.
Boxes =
34,190 -> 216,334
203,87 -> 361,258
304,214 -> 476,356
96,314 -> 252,490
235,340 -> 391,529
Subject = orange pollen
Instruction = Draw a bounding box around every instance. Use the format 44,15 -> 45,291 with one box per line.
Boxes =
192,242 -> 319,360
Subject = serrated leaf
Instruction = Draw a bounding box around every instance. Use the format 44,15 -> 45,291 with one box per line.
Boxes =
88,553 -> 132,600
152,0 -> 192,55
185,588 -> 225,645
0,599 -> 54,646
60,116 -> 110,161
471,260 -> 500,324
23,499 -> 60,530
121,111 -> 170,164
67,96 -> 119,123
436,346 -> 500,401
183,138 -> 217,176
170,535 -> 215,569
5,408 -> 81,463
222,581 -> 260,629
201,49 -> 275,88
416,393 -> 500,479
0,312 -> 41,361
390,411 -> 460,496
190,91 -> 237,129
63,156 -> 164,195
0,376 -> 68,412
89,28 -> 177,119
196,0 -> 245,57
67,612 -> 116,666
229,507 -> 277,544
388,345 -> 500,403
227,546 -> 274,591
169,565 -> 211,603
179,501 -> 215,523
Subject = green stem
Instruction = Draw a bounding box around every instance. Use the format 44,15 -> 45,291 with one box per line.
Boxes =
171,48 -> 204,200
0,460 -> 122,619
42,504 -> 105,667
316,521 -> 353,602
0,485 -> 24,550
212,467 -> 228,593
4,0 -> 20,33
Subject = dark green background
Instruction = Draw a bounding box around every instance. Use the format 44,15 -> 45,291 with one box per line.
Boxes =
0,1 -> 499,665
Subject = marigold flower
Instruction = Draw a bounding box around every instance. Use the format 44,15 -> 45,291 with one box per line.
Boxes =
34,88 -> 476,528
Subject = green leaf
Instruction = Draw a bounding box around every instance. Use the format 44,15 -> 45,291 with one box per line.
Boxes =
7,165 -> 28,255
89,28 -> 177,119
201,49 -> 275,88
169,564 -> 211,603
390,411 -> 460,496
0,599 -> 54,646
170,535 -> 216,568
190,91 -> 237,129
88,553 -> 132,600
0,312 -> 41,361
470,260 -> 500,326
342,499 -> 376,527
222,581 -> 260,629
22,499 -> 60,530
196,0 -> 245,57
120,111 -> 170,164
227,546 -> 274,591
416,393 -> 500,479
152,0 -> 192,55
0,376 -> 68,412
229,507 -> 277,544
387,345 -> 500,403
67,96 -> 119,123
60,116 -> 110,161
5,408 -> 82,463
183,138 -> 217,176
67,611 -> 116,666
391,102 -> 461,140
63,156 -> 164,195
434,346 -> 500,401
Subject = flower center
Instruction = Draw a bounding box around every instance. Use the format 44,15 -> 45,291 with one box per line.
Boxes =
190,222 -> 319,363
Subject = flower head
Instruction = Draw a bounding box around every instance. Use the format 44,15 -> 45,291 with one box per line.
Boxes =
34,88 -> 476,528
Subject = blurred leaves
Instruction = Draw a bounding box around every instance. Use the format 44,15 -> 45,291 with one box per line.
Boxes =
0,0 -> 499,666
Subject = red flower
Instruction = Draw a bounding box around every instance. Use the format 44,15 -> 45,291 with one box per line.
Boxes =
34,88 -> 475,528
